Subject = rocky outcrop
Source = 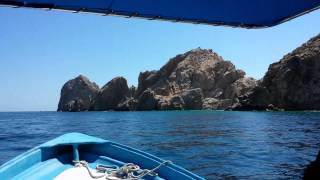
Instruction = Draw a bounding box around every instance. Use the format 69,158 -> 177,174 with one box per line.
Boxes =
116,98 -> 137,111
235,34 -> 320,111
59,34 -> 320,111
134,48 -> 256,110
58,48 -> 256,111
58,76 -> 132,112
181,88 -> 204,110
57,75 -> 99,112
233,86 -> 273,111
116,86 -> 137,111
92,77 -> 129,111
136,89 -> 158,111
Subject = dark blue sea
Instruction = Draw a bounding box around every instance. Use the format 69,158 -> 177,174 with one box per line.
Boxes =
0,111 -> 319,179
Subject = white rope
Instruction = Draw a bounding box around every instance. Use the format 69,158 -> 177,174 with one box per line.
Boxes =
73,160 -> 172,180
73,160 -> 106,179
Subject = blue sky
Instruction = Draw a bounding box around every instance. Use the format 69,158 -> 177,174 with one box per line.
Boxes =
0,7 -> 320,111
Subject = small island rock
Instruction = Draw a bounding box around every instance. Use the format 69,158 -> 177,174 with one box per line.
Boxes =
57,75 -> 99,112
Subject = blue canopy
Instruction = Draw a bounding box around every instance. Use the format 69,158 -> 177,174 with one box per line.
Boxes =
1,0 -> 320,28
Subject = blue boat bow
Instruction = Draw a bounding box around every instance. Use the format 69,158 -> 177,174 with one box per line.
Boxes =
0,133 -> 204,180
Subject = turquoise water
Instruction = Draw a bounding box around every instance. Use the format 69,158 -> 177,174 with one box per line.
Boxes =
0,111 -> 319,179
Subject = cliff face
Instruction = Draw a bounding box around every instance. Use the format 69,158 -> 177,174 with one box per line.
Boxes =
58,34 -> 320,112
58,48 -> 256,111
235,34 -> 320,111
92,77 -> 129,111
57,75 -> 99,112
57,76 -> 133,111
134,48 -> 256,110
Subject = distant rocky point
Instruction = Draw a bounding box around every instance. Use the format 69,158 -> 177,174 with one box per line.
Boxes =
234,33 -> 320,111
58,48 -> 256,111
58,33 -> 320,111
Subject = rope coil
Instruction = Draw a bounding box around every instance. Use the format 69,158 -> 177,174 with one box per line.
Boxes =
73,160 -> 172,180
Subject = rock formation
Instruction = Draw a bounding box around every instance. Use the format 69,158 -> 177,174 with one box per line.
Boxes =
57,48 -> 257,111
58,34 -> 320,111
234,33 -> 320,111
134,48 -> 256,110
57,75 -> 99,112
136,89 -> 158,110
92,77 -> 129,111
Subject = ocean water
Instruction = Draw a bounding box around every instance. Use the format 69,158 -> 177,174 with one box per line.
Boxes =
0,111 -> 319,179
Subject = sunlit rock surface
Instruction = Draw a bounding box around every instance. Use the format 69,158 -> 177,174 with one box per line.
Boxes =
58,48 -> 256,111
57,75 -> 99,112
235,34 -> 320,110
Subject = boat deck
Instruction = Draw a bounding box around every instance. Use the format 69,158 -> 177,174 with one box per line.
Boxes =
9,151 -> 165,179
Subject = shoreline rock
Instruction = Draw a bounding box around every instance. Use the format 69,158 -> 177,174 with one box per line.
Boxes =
58,34 -> 320,112
58,48 -> 256,111
57,75 -> 99,112
92,77 -> 129,111
234,33 -> 320,111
